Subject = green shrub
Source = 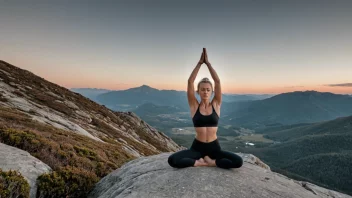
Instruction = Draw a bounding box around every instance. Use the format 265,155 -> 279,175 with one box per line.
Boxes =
37,166 -> 99,198
0,168 -> 30,198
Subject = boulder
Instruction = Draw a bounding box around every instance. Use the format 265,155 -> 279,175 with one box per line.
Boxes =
89,152 -> 351,198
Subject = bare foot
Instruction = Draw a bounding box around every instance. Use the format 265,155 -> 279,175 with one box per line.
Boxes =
204,156 -> 216,167
194,158 -> 209,167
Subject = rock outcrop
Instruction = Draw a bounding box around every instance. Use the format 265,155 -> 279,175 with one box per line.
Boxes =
89,152 -> 351,198
0,143 -> 52,198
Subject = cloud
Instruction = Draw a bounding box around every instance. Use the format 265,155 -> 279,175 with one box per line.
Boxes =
325,83 -> 352,87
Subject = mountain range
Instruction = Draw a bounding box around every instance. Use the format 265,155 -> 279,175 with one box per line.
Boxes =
71,85 -> 274,112
221,90 -> 352,129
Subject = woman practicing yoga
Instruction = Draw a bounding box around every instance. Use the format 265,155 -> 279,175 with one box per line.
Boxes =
168,48 -> 243,169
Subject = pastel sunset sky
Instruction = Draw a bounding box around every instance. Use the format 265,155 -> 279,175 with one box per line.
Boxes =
1,0 -> 351,94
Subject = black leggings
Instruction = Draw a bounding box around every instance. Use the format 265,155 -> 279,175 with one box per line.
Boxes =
168,138 -> 243,169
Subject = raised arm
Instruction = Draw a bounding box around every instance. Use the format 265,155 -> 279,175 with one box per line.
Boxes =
187,51 -> 204,107
204,48 -> 222,105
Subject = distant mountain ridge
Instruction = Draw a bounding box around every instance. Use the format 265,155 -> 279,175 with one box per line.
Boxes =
125,84 -> 159,92
70,88 -> 112,102
95,84 -> 188,111
223,90 -> 352,129
92,84 -> 270,112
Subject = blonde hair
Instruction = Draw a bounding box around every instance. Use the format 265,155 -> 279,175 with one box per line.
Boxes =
197,77 -> 213,92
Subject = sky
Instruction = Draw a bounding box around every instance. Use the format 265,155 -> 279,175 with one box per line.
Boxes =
0,0 -> 352,94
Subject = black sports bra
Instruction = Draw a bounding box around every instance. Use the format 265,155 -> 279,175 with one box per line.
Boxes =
192,103 -> 219,127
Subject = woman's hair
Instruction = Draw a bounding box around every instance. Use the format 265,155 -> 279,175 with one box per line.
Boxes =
197,77 -> 213,92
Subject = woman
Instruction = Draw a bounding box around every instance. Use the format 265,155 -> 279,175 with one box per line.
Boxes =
168,48 -> 243,169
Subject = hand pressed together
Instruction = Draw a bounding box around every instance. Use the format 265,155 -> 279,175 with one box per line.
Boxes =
198,48 -> 211,65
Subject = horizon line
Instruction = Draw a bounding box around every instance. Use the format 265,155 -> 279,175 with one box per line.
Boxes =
68,85 -> 352,95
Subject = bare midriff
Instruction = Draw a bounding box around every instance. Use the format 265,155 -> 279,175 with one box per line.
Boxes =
195,127 -> 218,142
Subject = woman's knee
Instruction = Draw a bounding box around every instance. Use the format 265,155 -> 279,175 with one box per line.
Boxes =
167,150 -> 200,168
217,151 -> 244,168
234,156 -> 243,168
168,154 -> 176,167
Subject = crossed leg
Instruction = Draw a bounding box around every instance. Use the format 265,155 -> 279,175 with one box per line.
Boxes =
205,150 -> 243,169
168,149 -> 206,168
168,148 -> 243,169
